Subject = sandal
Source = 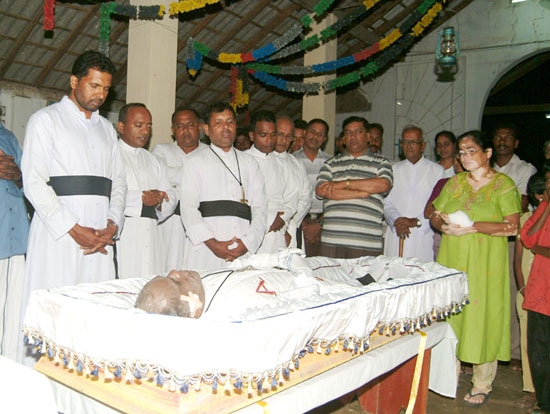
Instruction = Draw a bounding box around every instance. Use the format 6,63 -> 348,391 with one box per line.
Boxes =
516,392 -> 537,409
464,390 -> 491,407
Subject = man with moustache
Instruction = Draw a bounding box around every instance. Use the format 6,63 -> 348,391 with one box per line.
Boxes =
294,119 -> 330,256
116,103 -> 176,278
152,108 -> 206,272
246,111 -> 297,253
290,119 -> 307,154
383,125 -> 444,261
316,116 -> 392,258
179,102 -> 267,270
20,51 -> 126,364
275,116 -> 312,249
492,124 -> 536,368
368,123 -> 384,154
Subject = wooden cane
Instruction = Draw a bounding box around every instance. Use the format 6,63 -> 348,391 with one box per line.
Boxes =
399,235 -> 405,257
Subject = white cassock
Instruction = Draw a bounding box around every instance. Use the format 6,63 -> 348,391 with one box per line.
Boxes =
117,140 -> 176,278
20,96 -> 126,362
383,156 -> 444,261
180,145 -> 267,270
275,151 -> 312,249
152,142 -> 206,273
245,147 -> 298,253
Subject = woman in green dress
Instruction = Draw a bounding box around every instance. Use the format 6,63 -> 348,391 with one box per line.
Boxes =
430,131 -> 521,407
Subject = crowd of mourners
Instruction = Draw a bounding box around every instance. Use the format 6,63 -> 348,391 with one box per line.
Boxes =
1,50 -> 549,413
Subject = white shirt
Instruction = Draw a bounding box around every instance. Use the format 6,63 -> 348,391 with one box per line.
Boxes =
245,147 -> 298,253
275,151 -> 312,247
20,96 -> 127,363
494,154 -> 536,196
180,145 -> 267,270
294,149 -> 330,214
152,141 -> 206,273
116,140 -> 176,278
383,156 -> 444,261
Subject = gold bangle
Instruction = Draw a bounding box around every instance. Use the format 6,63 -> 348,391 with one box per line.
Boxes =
345,180 -> 350,190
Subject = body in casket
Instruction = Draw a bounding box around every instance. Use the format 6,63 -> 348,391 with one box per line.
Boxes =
23,250 -> 468,413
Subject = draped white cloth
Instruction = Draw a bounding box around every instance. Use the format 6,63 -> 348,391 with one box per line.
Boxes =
20,96 -> 126,362
179,145 -> 267,270
245,147 -> 298,253
384,156 -> 444,261
116,140 -> 176,278
23,250 -> 468,387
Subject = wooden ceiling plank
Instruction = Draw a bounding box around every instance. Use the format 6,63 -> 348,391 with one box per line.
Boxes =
34,5 -> 101,86
188,2 -> 298,105
374,0 -> 424,36
0,4 -> 44,79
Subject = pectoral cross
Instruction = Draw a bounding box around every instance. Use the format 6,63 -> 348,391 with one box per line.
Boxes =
240,185 -> 248,205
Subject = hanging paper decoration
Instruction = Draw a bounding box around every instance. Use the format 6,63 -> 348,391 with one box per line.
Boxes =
186,0 -> 382,74
95,1 -> 221,56
43,0 -> 55,31
99,2 -> 116,56
168,0 -> 220,16
248,0 -> 445,94
229,65 -> 250,110
244,0 -> 436,77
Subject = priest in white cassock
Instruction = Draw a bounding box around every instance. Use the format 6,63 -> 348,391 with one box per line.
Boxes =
180,102 -> 267,270
275,116 -> 312,249
20,51 -> 126,364
384,125 -> 444,261
245,111 -> 298,253
116,103 -> 176,278
152,108 -> 206,273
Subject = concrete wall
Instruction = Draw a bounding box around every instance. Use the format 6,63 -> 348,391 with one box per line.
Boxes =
0,84 -> 119,147
348,0 -> 550,161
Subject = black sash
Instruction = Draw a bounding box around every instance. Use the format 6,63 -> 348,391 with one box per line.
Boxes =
199,200 -> 251,222
47,175 -> 112,200
140,205 -> 157,220
173,201 -> 181,216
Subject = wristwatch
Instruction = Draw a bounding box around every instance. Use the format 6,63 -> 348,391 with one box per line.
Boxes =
415,219 -> 422,228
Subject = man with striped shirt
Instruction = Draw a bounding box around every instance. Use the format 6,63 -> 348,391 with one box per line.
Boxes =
316,116 -> 393,258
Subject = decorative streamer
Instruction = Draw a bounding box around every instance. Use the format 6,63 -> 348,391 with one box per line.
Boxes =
244,0 -> 435,77
186,0 -> 381,74
248,1 -> 445,94
43,0 -> 55,31
99,2 -> 116,56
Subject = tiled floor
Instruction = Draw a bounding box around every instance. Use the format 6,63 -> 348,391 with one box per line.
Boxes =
308,362 -> 529,414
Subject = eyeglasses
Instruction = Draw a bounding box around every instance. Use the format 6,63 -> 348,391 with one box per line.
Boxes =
276,132 -> 294,140
458,148 -> 482,158
401,140 -> 423,146
344,128 -> 366,137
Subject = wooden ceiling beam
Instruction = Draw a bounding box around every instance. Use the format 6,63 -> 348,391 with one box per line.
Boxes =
34,5 -> 101,86
0,4 -> 43,80
203,2 -> 300,106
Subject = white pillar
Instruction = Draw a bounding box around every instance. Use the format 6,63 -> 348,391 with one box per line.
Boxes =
126,0 -> 178,149
302,14 -> 337,155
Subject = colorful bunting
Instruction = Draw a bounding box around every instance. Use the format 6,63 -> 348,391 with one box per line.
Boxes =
43,0 -> 55,31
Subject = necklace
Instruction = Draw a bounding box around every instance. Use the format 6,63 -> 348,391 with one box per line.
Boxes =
209,147 -> 248,204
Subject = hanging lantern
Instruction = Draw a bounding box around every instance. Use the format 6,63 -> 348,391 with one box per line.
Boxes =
436,27 -> 460,67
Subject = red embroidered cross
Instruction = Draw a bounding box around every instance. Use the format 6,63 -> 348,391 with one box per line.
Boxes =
256,278 -> 277,296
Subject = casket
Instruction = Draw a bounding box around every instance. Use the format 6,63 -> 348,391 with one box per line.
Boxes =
23,251 -> 468,414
